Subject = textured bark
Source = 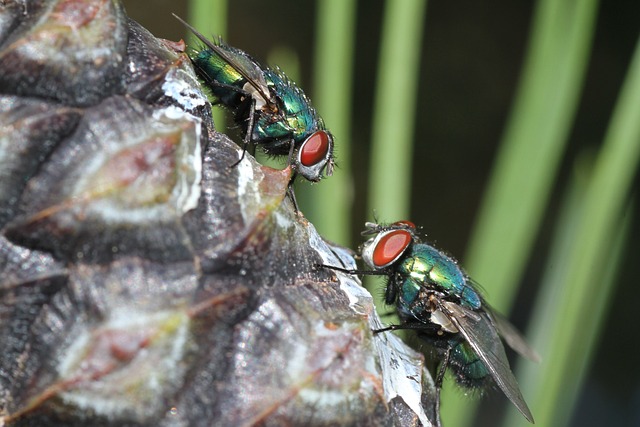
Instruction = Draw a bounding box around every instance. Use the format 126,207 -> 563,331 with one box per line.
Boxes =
0,1 -> 437,425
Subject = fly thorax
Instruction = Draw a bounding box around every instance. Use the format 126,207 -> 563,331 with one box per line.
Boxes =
264,118 -> 293,139
402,256 -> 428,284
400,279 -> 421,305
252,117 -> 290,143
286,117 -> 305,139
460,285 -> 482,309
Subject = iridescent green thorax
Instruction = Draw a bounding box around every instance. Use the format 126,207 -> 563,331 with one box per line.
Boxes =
393,243 -> 487,383
396,243 -> 481,309
253,69 -> 324,153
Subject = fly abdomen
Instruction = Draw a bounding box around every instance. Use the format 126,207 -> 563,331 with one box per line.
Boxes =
192,48 -> 247,107
448,340 -> 492,389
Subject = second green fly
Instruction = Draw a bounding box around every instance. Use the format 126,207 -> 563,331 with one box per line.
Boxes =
174,14 -> 335,211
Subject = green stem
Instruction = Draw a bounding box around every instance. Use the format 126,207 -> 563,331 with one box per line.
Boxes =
442,0 -> 599,425
365,0 -> 427,320
302,0 -> 357,246
505,33 -> 640,427
187,0 -> 227,133
367,0 -> 427,222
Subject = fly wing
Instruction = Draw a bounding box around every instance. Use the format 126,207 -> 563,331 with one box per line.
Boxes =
441,300 -> 534,423
489,309 -> 540,363
172,14 -> 272,106
466,277 -> 540,363
208,43 -> 272,104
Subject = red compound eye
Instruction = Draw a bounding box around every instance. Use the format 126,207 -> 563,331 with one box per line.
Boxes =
372,230 -> 412,267
393,220 -> 416,229
300,131 -> 330,167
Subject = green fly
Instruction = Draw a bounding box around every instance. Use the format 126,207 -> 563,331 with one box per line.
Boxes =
174,15 -> 334,210
324,220 -> 539,426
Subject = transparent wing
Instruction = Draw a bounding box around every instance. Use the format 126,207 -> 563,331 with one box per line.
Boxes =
440,300 -> 534,423
465,277 -> 540,363
208,43 -> 271,104
489,309 -> 540,363
173,14 -> 272,106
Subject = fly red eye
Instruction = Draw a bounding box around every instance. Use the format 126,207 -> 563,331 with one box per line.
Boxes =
300,131 -> 330,167
372,230 -> 412,267
393,220 -> 416,229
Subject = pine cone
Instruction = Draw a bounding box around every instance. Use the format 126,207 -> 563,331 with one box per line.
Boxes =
0,1 -> 436,425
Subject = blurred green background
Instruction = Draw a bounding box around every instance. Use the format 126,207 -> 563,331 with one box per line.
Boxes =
123,1 -> 640,426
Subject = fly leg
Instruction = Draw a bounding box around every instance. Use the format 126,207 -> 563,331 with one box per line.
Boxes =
372,322 -> 442,334
433,347 -> 451,427
314,264 -> 389,277
286,177 -> 300,213
284,138 -> 301,213
229,98 -> 257,168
